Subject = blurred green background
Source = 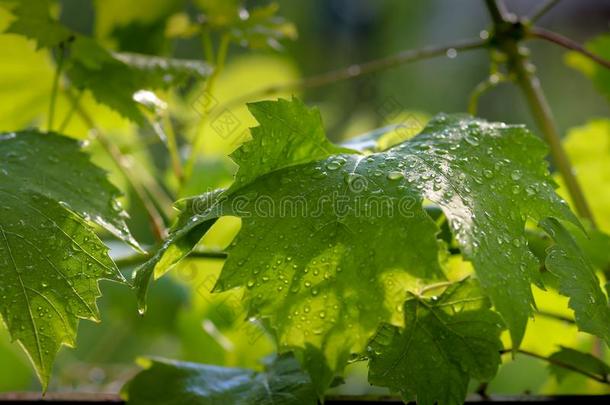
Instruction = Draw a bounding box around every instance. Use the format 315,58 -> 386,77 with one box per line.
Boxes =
0,0 -> 608,397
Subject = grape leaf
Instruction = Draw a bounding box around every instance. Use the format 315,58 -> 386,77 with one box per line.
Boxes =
0,0 -> 72,49
548,346 -> 610,382
65,37 -> 211,124
113,52 -> 213,89
123,354 -> 317,405
0,1 -> 212,124
540,218 -> 610,345
566,34 -> 610,104
135,98 -> 580,394
194,1 -> 296,50
0,130 -> 132,388
367,278 -> 504,405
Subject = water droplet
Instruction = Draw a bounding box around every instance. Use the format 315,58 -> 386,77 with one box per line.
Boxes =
511,170 -> 522,181
387,171 -> 403,181
326,161 -> 342,171
464,134 -> 479,146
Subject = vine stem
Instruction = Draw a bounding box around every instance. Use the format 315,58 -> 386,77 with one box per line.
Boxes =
162,113 -> 184,183
183,33 -> 231,184
500,348 -> 610,385
484,0 -> 596,225
114,250 -> 227,268
219,37 -> 488,111
47,43 -> 65,131
528,0 -> 561,23
529,27 -> 610,70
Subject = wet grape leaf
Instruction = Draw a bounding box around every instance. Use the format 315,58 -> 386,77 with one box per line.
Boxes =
135,98 -> 580,394
113,52 -> 213,89
65,37 -> 212,124
194,1 -> 296,50
548,346 -> 610,382
124,353 -> 317,405
540,218 -> 610,345
0,130 -> 132,388
367,278 -> 504,405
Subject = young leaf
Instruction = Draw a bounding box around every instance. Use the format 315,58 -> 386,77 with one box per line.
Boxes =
0,130 -> 133,388
0,0 -> 72,49
367,278 -> 504,405
135,98 -> 579,393
194,1 -> 297,50
565,34 -> 610,103
548,346 -> 610,382
1,1 -> 212,124
123,354 -> 317,405
540,218 -> 610,345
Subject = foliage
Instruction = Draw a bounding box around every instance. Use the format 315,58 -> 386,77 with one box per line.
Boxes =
123,354 -> 317,405
566,34 -> 610,104
367,278 -> 503,405
0,0 -> 610,403
0,130 -> 132,388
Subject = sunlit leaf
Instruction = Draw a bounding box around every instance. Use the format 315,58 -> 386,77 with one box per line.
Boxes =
367,278 -> 504,405
135,98 -> 584,395
0,130 -> 132,387
566,34 -> 610,103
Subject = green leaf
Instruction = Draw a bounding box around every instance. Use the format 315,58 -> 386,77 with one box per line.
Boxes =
135,98 -> 579,394
548,346 -> 610,382
0,130 -> 133,388
1,1 -> 211,124
367,278 -> 504,405
560,119 -> 610,234
193,1 -> 296,50
228,97 -> 354,191
123,353 -> 317,405
113,52 -> 213,89
540,218 -> 610,345
565,34 -> 610,103
0,0 -> 72,49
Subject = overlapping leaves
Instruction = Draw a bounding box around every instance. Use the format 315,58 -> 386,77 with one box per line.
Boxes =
0,0 -> 212,124
0,130 -> 135,387
367,278 -> 503,405
134,97 -> 610,397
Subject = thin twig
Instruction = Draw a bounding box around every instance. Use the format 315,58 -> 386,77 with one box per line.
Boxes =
528,0 -> 561,23
58,89 -> 83,133
468,73 -> 506,115
183,33 -> 231,183
67,90 -> 167,242
536,310 -> 575,324
47,44 -> 66,131
114,249 -> 227,268
162,113 -> 184,183
219,37 -> 488,111
501,348 -> 610,385
485,0 -> 596,224
529,27 -> 610,70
